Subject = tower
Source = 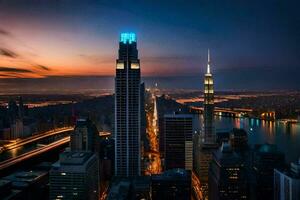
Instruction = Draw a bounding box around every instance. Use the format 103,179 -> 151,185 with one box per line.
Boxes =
115,32 -> 141,176
203,49 -> 215,144
197,50 -> 219,197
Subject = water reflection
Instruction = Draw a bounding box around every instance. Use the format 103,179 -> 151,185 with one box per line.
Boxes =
196,114 -> 300,163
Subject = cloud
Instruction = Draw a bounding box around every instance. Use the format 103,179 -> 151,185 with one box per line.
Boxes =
0,66 -> 32,73
0,48 -> 18,58
0,28 -> 11,37
35,64 -> 51,71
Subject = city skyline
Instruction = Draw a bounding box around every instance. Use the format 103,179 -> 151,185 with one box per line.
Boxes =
0,0 -> 299,90
0,2 -> 300,200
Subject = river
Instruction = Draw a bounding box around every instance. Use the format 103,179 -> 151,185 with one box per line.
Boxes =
195,115 -> 300,163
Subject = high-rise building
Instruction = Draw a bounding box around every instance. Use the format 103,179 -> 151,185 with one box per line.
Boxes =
203,49 -> 215,144
164,113 -> 193,170
253,144 -> 285,200
71,118 -> 99,152
274,158 -> 300,200
115,32 -> 141,176
229,128 -> 248,151
152,169 -> 191,200
198,50 -> 219,195
49,151 -> 99,200
209,143 -> 249,200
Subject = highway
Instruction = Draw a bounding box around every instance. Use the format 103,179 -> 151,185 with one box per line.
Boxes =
3,126 -> 73,151
0,136 -> 70,171
192,171 -> 204,200
144,93 -> 162,175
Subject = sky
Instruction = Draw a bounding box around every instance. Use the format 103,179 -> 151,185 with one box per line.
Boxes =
0,0 -> 299,90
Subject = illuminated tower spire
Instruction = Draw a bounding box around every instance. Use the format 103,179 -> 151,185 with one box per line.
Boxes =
207,49 -> 211,74
203,49 -> 215,144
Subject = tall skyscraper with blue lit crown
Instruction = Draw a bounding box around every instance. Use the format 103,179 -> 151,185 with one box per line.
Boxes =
115,33 -> 141,176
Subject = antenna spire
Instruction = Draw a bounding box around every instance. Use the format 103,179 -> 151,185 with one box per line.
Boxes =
207,49 -> 211,74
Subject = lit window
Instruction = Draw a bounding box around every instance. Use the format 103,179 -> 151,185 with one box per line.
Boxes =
117,62 -> 124,69
131,63 -> 140,69
61,172 -> 66,176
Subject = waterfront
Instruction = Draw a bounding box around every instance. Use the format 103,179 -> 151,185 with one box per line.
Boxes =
196,115 -> 300,163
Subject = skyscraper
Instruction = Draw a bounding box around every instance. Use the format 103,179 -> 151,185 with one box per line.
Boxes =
203,49 -> 215,144
152,169 -> 191,200
164,113 -> 193,170
208,143 -> 249,200
253,144 -> 285,200
115,32 -> 141,176
70,118 -> 99,152
197,50 -> 219,197
49,152 -> 99,200
274,158 -> 300,200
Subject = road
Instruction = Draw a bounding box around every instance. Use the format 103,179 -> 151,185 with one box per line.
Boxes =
144,93 -> 162,175
192,171 -> 204,200
3,127 -> 73,151
0,136 -> 70,171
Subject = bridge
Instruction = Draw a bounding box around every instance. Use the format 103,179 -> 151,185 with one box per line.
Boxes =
0,137 -> 70,171
190,106 -> 252,118
0,127 -> 113,172
0,127 -> 74,172
2,126 -> 74,152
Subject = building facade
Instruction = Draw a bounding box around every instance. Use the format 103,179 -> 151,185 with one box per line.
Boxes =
253,144 -> 285,200
164,114 -> 193,170
152,169 -> 191,200
70,118 -> 99,152
209,143 -> 249,200
49,152 -> 99,200
115,32 -> 141,176
274,159 -> 300,200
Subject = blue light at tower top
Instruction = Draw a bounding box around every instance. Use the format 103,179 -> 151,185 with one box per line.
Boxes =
120,32 -> 136,44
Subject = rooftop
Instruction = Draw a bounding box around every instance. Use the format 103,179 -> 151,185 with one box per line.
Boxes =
51,151 -> 96,173
59,151 -> 93,165
120,32 -> 136,44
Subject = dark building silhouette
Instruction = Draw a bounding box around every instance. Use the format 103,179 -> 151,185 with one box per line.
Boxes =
115,32 -> 141,176
229,128 -> 248,151
253,144 -> 285,200
152,169 -> 191,200
209,143 -> 249,200
50,152 -> 99,200
274,158 -> 300,200
164,114 -> 193,170
71,118 -> 99,152
99,137 -> 114,189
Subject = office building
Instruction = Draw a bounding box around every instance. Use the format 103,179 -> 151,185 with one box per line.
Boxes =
274,158 -> 300,200
209,143 -> 249,200
2,170 -> 48,200
253,144 -> 285,200
164,113 -> 193,170
107,176 -> 151,200
70,118 -> 99,152
115,32 -> 141,176
49,151 -> 99,200
152,169 -> 191,200
229,128 -> 248,151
